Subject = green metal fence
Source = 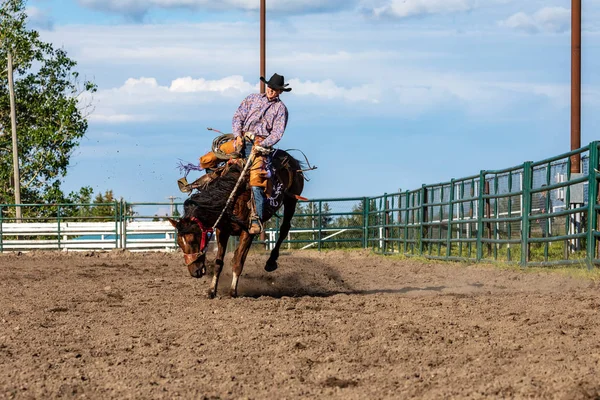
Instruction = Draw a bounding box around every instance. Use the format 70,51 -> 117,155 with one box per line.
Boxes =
1,142 -> 599,267
268,141 -> 600,268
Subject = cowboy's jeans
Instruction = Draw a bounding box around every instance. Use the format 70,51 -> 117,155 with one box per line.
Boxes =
252,187 -> 264,221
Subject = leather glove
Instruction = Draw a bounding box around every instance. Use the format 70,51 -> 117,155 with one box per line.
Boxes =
234,136 -> 243,151
253,145 -> 271,155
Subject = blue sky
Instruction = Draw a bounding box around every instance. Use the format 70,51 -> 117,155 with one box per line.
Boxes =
22,0 -> 600,213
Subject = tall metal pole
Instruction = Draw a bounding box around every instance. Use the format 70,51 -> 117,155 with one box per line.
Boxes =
571,0 -> 581,173
260,0 -> 266,94
260,0 -> 267,247
7,51 -> 22,221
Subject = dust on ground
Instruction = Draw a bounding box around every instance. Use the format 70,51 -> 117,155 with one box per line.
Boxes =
1,250 -> 599,399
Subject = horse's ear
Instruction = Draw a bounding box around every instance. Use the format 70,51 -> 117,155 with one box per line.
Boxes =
167,218 -> 178,228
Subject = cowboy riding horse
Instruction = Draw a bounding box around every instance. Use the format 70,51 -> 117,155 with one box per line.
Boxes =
169,139 -> 306,298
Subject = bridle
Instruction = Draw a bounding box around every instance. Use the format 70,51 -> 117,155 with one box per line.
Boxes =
182,217 -> 214,266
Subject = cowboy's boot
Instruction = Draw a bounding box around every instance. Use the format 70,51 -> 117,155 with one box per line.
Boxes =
177,177 -> 191,193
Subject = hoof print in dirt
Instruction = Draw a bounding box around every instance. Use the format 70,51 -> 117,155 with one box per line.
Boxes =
323,377 -> 358,389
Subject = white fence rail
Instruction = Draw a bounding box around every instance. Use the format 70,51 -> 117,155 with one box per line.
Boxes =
0,221 -> 178,252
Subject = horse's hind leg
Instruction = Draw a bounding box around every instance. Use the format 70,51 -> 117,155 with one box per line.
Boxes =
208,228 -> 230,299
230,231 -> 254,298
265,196 -> 298,272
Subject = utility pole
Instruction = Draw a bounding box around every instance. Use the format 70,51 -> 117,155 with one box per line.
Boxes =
568,0 -> 583,253
167,196 -> 180,217
7,51 -> 22,221
259,0 -> 268,248
571,0 -> 581,173
260,0 -> 266,94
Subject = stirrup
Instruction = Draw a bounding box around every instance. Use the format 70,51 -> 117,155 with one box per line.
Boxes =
249,219 -> 262,235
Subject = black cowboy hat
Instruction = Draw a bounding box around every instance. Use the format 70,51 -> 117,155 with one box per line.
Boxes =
260,73 -> 292,92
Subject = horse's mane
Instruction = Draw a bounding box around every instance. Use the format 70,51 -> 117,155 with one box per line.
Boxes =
180,164 -> 243,230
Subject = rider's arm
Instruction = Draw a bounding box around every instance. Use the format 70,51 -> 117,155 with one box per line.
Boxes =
232,95 -> 252,139
261,104 -> 288,148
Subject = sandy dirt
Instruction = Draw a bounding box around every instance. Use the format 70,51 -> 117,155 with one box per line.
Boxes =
1,249 -> 600,399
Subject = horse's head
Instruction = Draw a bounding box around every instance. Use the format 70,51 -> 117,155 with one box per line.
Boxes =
168,217 -> 212,278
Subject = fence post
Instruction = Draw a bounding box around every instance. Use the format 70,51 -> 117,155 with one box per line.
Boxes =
446,180 -> 455,258
420,185 -> 428,256
318,200 -> 322,251
57,205 -> 62,250
586,141 -> 599,269
521,162 -> 533,267
363,197 -> 369,249
0,206 -> 3,252
485,180 -> 492,257
476,172 -> 485,261
115,200 -> 121,249
404,190 -> 410,254
123,202 -> 128,250
384,193 -> 389,253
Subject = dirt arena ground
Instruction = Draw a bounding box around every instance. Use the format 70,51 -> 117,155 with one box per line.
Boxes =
1,249 -> 599,399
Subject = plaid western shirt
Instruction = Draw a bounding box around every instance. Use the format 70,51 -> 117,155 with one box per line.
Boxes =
232,93 -> 288,148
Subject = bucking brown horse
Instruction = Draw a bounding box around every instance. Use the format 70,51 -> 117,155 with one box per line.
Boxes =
169,150 -> 305,298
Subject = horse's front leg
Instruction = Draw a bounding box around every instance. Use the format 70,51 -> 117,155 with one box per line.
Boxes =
208,228 -> 230,299
230,231 -> 254,298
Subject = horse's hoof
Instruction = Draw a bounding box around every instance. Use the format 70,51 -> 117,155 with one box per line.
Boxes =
265,260 -> 278,272
207,290 -> 216,299
229,290 -> 238,298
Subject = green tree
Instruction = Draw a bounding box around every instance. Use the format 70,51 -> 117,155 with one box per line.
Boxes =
0,0 -> 97,212
321,202 -> 333,228
92,190 -> 115,218
86,190 -> 135,221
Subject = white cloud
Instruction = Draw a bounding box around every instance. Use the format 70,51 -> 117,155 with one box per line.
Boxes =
371,0 -> 477,19
499,7 -> 570,33
85,75 -> 391,124
43,22 -> 259,79
114,75 -> 256,96
48,18 -> 598,126
26,6 -> 54,30
88,114 -> 154,123
535,7 -> 571,33
499,12 -> 537,33
83,75 -> 256,124
290,79 -> 381,103
77,0 -> 354,19
169,76 -> 255,93
84,70 -> 584,126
